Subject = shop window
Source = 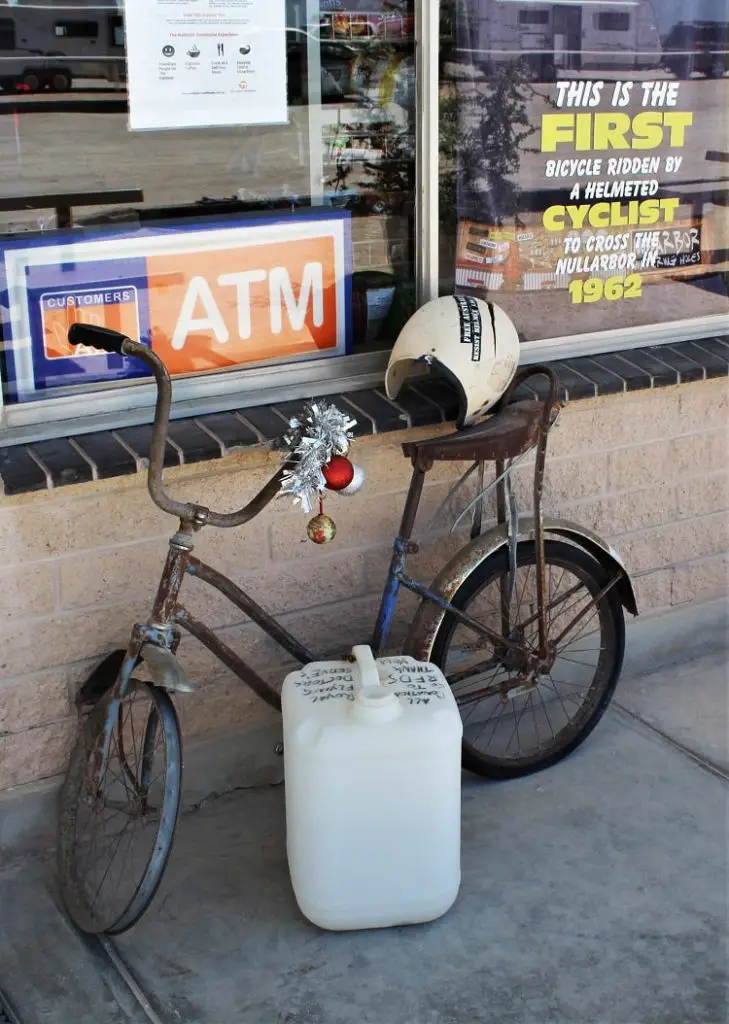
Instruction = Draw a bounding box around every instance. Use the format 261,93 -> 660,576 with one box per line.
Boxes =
54,21 -> 99,39
439,0 -> 729,346
595,12 -> 630,32
0,0 -> 415,434
1,0 -> 727,442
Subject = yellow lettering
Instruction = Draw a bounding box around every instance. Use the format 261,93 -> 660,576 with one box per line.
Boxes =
568,205 -> 590,229
611,202 -> 628,227
593,114 -> 631,151
638,199 -> 660,225
663,112 -> 693,147
543,197 -> 683,232
540,114 -> 575,152
590,203 -> 611,228
541,111 -> 694,152
660,197 -> 681,223
575,113 -> 593,152
631,112 -> 665,150
543,205 -> 566,230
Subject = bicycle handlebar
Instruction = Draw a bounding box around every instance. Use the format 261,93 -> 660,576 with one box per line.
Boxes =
69,322 -> 127,354
69,325 -> 287,528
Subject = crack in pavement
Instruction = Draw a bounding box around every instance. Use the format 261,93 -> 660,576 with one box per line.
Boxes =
611,700 -> 729,784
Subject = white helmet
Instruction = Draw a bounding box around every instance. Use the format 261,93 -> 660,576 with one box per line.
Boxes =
385,296 -> 520,428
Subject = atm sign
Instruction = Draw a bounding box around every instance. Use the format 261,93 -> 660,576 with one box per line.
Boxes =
2,211 -> 352,401
40,287 -> 140,359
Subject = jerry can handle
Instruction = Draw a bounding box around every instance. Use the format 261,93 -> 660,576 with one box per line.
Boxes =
351,645 -> 381,695
350,645 -> 401,719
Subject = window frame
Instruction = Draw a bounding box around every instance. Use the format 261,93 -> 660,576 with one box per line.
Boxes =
0,0 -> 727,447
1,309 -> 724,445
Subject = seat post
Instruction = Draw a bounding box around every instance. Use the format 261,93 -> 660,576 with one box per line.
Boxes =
398,464 -> 427,541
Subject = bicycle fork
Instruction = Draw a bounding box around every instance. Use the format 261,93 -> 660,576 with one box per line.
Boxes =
91,525 -> 194,789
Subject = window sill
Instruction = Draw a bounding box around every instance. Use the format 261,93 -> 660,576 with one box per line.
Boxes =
1,337 -> 727,497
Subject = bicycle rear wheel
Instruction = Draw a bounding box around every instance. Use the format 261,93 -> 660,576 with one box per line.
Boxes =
58,681 -> 182,935
430,540 -> 625,779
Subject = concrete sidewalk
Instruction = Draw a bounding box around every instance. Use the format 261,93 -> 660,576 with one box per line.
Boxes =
0,600 -> 727,1024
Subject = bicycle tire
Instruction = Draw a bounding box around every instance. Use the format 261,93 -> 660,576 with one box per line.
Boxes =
58,681 -> 182,935
429,540 -> 625,780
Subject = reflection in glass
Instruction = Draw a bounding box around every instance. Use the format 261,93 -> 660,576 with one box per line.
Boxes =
0,0 -> 416,405
439,0 -> 729,342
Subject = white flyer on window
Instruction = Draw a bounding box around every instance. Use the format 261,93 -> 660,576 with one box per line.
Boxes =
124,0 -> 288,131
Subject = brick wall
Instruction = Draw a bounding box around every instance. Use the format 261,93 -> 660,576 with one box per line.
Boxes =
0,377 -> 727,793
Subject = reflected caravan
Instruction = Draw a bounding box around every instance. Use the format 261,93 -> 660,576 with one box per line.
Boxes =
455,0 -> 662,80
0,0 -> 125,92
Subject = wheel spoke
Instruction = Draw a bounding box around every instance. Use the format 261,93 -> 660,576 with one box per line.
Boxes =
541,679 -> 583,708
544,672 -> 574,723
547,565 -> 569,634
554,600 -> 602,650
59,683 -> 180,934
470,697 -> 510,750
435,541 -> 621,777
555,654 -> 600,669
503,691 -> 535,755
536,684 -> 555,740
89,817 -> 134,910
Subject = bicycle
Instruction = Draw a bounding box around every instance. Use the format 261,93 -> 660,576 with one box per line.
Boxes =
57,322 -> 638,936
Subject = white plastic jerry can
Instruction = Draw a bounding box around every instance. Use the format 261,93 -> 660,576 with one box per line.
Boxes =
282,645 -> 463,932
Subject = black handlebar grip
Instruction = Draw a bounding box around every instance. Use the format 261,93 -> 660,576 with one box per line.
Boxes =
68,323 -> 128,354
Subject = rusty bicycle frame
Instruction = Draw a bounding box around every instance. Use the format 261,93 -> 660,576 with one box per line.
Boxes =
67,323 -> 627,780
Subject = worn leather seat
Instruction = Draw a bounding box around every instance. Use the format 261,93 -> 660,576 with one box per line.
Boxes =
401,399 -> 544,466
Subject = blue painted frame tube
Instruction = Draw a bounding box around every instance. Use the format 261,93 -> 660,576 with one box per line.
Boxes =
371,464 -> 427,654
371,537 -> 409,655
372,552 -> 516,659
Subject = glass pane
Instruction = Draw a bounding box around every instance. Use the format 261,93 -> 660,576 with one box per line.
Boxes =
0,0 -> 415,406
438,0 -> 729,343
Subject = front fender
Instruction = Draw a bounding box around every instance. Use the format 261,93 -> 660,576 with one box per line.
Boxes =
405,515 -> 638,662
140,642 -> 196,693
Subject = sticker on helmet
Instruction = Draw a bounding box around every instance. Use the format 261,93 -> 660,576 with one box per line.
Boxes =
454,295 -> 482,362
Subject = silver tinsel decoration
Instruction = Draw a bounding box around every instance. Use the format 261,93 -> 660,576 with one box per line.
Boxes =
278,401 -> 357,513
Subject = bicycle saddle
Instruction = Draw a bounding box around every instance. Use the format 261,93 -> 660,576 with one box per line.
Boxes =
402,399 -> 544,467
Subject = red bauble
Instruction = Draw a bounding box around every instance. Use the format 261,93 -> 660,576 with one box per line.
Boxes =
322,455 -> 354,491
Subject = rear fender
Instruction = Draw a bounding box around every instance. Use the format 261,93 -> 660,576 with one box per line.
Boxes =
404,515 -> 638,663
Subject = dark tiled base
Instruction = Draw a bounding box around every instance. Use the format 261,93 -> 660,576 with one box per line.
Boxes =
1,339 -> 726,496
0,446 -> 49,494
26,439 -> 95,487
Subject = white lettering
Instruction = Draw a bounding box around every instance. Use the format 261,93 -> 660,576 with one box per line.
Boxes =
218,270 -> 267,340
269,263 -> 324,335
171,276 -> 229,351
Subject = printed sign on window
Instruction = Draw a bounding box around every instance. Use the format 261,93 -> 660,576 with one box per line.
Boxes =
124,0 -> 288,131
40,286 -> 142,359
1,212 -> 351,401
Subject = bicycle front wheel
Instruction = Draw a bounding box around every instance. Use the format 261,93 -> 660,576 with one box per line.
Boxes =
58,681 -> 182,935
430,540 -> 625,779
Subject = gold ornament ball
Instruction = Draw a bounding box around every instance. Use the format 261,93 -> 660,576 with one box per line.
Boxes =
307,513 -> 337,544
